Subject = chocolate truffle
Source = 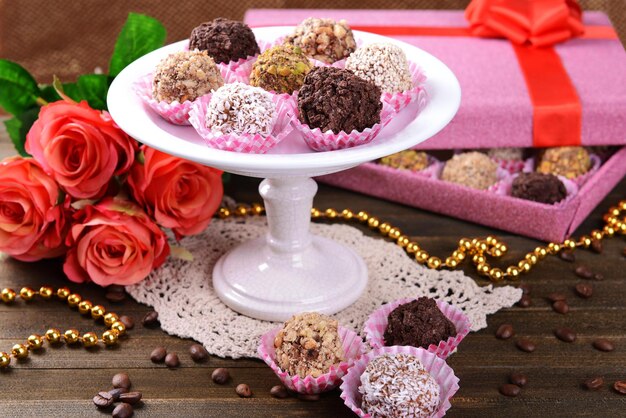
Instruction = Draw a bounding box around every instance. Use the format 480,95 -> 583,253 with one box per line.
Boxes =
441,152 -> 499,190
536,146 -> 591,179
511,172 -> 567,204
346,43 -> 413,93
285,18 -> 356,64
249,44 -> 313,94
189,18 -> 260,64
360,353 -> 440,418
384,297 -> 457,348
298,67 -> 382,134
205,82 -> 275,136
274,312 -> 344,378
379,150 -> 429,171
152,50 -> 224,103
488,147 -> 524,161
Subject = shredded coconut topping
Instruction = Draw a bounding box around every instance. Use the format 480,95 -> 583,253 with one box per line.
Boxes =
346,43 -> 413,93
205,82 -> 276,136
359,353 -> 440,418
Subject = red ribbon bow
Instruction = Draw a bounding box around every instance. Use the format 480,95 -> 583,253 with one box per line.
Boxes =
466,0 -> 584,47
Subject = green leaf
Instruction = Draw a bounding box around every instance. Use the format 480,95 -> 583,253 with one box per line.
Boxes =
62,74 -> 109,110
0,59 -> 41,115
39,84 -> 61,103
4,107 -> 39,156
109,13 -> 166,78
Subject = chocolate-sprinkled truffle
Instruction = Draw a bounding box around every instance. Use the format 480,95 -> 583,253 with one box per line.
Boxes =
274,312 -> 344,378
384,297 -> 457,348
189,18 -> 260,64
488,147 -> 524,161
250,44 -> 313,94
346,43 -> 413,93
298,67 -> 381,134
153,50 -> 223,103
441,152 -> 499,190
536,146 -> 591,179
379,150 -> 429,171
285,18 -> 356,64
511,172 -> 567,204
205,82 -> 275,136
360,353 -> 440,418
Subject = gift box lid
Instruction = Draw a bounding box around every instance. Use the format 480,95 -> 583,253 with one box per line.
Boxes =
245,9 -> 626,149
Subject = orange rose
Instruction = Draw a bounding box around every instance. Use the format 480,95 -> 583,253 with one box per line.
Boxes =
128,146 -> 223,237
0,156 -> 69,261
25,100 -> 136,199
63,197 -> 170,286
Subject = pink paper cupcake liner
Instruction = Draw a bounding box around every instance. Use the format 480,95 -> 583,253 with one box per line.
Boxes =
292,101 -> 395,152
188,92 -> 295,154
363,298 -> 471,359
258,326 -> 366,395
340,346 -> 460,418
382,61 -> 428,114
494,158 -> 526,174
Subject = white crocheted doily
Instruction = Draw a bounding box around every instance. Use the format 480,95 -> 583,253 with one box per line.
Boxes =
127,218 -> 522,359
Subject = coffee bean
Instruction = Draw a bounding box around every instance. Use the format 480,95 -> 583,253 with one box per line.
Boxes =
593,273 -> 604,281
112,372 -> 131,390
119,391 -> 143,405
614,381 -> 626,395
575,265 -> 594,279
583,376 -> 604,391
509,372 -> 528,387
236,383 -> 252,398
112,402 -> 134,418
108,387 -> 127,401
105,291 -> 126,303
270,385 -> 289,399
591,239 -> 603,254
555,327 -> 577,343
119,315 -> 135,329
93,391 -> 115,408
495,324 -> 515,340
189,343 -> 209,362
499,384 -> 521,397
298,393 -> 321,401
559,250 -> 575,262
516,338 -> 536,353
518,283 -> 532,295
150,346 -> 167,363
211,368 -> 230,384
575,283 -> 593,298
107,284 -> 126,293
547,293 -> 567,303
552,300 -> 569,314
517,295 -> 532,308
165,352 -> 180,368
592,338 -> 615,352
142,311 -> 159,327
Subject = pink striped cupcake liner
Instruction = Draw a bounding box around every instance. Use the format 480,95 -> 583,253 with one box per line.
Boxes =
188,92 -> 295,154
292,101 -> 394,152
340,346 -> 460,418
363,298 -> 471,358
258,326 -> 366,395
382,61 -> 428,114
493,158 -> 526,174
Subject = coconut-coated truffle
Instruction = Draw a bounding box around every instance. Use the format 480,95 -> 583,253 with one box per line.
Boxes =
285,17 -> 356,64
441,152 -> 499,190
152,50 -> 223,103
250,44 -> 313,94
536,146 -> 591,179
298,67 -> 382,134
511,172 -> 567,204
346,43 -> 413,93
360,353 -> 440,418
205,82 -> 275,136
487,147 -> 524,161
189,18 -> 260,64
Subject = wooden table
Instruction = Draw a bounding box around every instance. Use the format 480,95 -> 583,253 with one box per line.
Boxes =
1,127 -> 625,417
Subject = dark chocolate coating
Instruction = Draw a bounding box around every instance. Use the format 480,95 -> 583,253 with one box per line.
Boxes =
383,297 -> 457,348
189,18 -> 260,64
511,172 -> 567,204
297,67 -> 381,134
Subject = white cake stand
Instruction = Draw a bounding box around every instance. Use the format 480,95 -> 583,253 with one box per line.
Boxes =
107,27 -> 461,321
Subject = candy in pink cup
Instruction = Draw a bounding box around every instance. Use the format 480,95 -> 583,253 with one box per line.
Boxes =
363,298 -> 471,358
292,101 -> 395,152
340,345 -> 460,418
188,91 -> 295,154
382,61 -> 428,114
257,326 -> 366,395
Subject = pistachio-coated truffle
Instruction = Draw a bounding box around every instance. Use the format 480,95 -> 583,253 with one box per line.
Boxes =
379,150 -> 429,171
250,45 -> 313,94
536,146 -> 591,179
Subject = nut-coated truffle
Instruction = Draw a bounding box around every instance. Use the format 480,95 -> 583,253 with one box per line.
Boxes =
487,147 -> 524,161
441,152 -> 499,190
511,172 -> 567,204
536,146 -> 591,179
189,18 -> 260,64
346,43 -> 413,93
285,18 -> 356,64
298,66 -> 382,134
379,150 -> 429,171
250,44 -> 313,94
